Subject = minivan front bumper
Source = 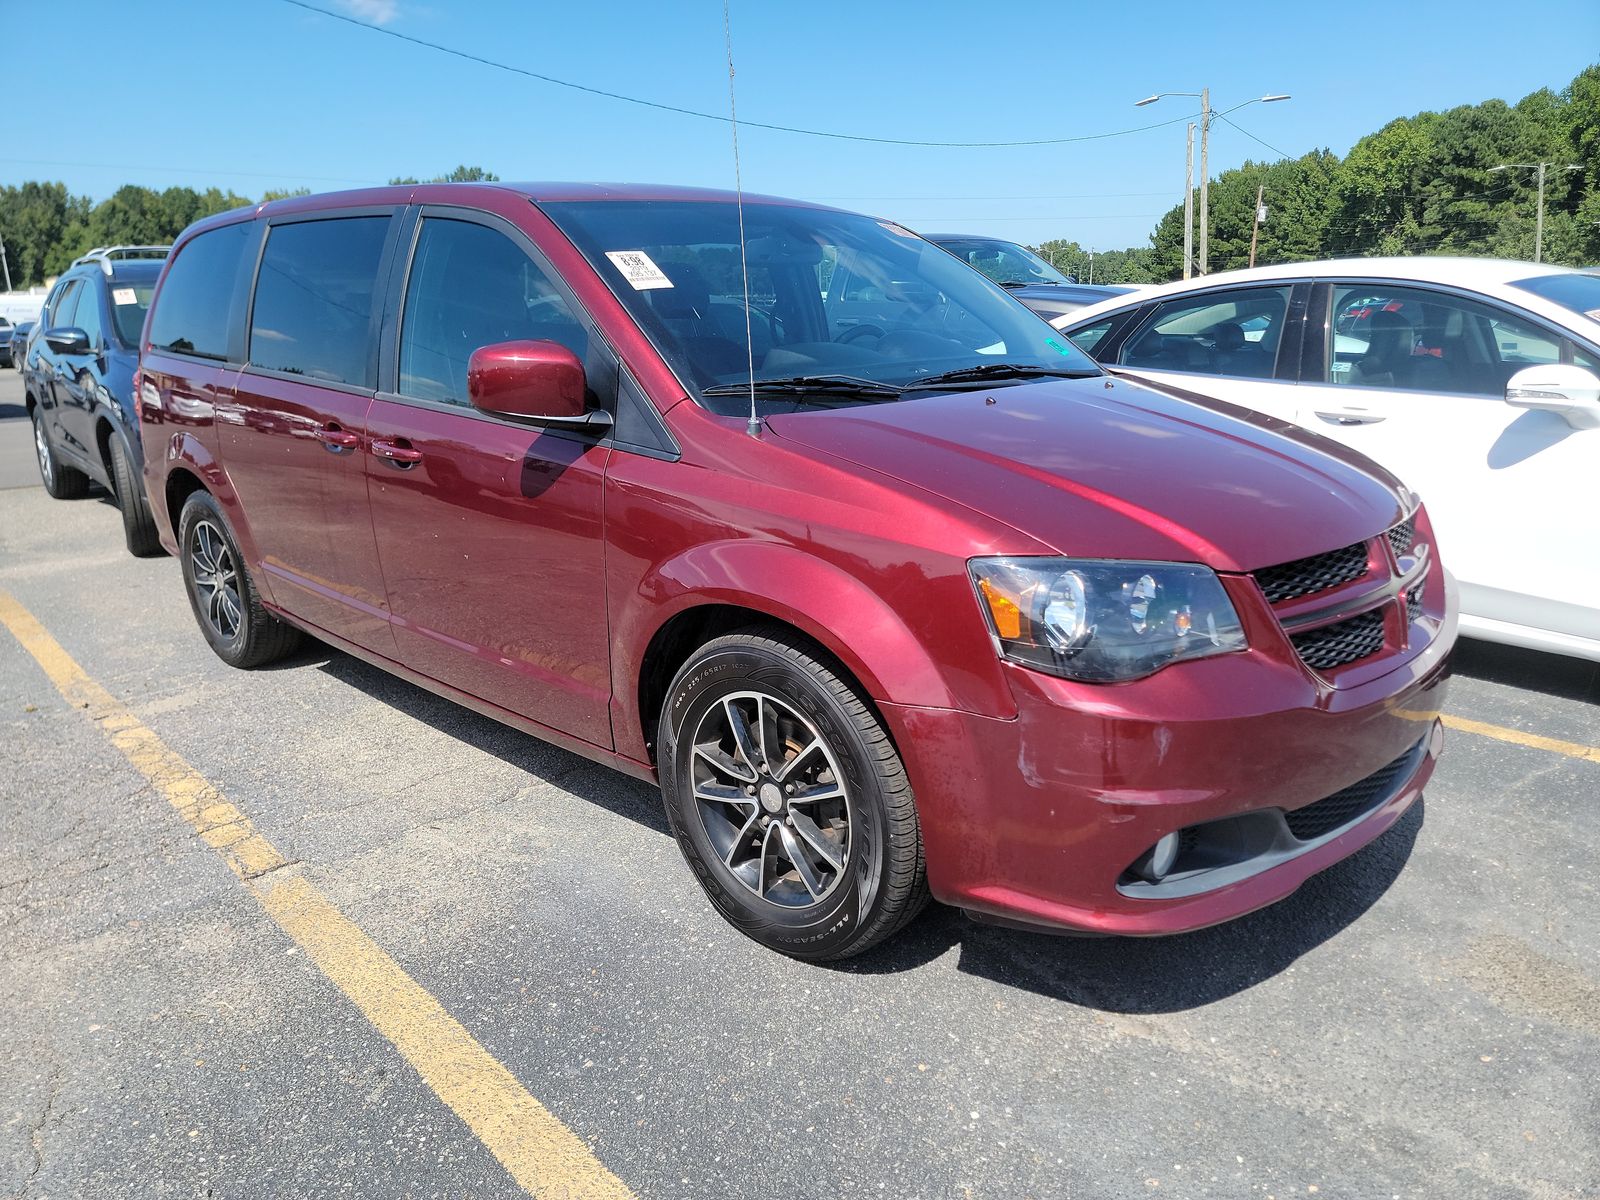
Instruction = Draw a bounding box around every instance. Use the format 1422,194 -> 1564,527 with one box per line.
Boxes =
884,588 -> 1455,937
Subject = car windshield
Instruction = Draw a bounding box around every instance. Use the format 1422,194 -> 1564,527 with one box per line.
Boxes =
934,237 -> 1074,287
109,280 -> 156,346
1509,272 -> 1600,325
541,200 -> 1098,414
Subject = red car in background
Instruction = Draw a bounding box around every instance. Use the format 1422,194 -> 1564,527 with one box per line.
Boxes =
138,184 -> 1455,959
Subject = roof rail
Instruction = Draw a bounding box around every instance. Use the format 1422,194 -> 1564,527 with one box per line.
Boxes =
69,245 -> 172,276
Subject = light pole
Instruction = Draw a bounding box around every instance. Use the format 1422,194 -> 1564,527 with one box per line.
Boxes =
1136,90 -> 1290,275
1490,161 -> 1582,263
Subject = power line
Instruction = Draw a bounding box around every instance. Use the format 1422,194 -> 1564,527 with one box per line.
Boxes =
1215,114 -> 1294,161
275,0 -> 1201,149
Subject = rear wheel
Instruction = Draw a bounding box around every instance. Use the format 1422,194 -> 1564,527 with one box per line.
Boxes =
177,490 -> 301,668
32,409 -> 88,499
659,628 -> 928,960
110,436 -> 163,557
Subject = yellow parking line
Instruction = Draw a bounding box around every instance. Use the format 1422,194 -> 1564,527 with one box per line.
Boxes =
0,588 -> 635,1200
1438,713 -> 1600,765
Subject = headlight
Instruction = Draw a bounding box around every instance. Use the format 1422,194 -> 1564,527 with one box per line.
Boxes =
969,557 -> 1247,682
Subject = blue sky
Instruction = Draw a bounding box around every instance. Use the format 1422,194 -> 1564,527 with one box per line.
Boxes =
7,0 -> 1597,251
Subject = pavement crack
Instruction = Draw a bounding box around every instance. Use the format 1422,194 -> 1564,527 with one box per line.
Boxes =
21,1062 -> 62,1199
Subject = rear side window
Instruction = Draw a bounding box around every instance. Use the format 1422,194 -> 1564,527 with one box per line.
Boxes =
1120,286 -> 1291,379
148,222 -> 254,360
249,217 -> 390,387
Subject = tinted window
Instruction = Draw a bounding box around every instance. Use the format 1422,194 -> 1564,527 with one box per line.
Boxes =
936,238 -> 1073,286
1510,272 -> 1600,322
1066,315 -> 1118,355
51,280 -> 81,330
250,217 -> 389,386
1327,284 -> 1599,396
73,279 -> 104,347
148,222 -> 254,360
1121,286 -> 1291,379
399,218 -> 587,406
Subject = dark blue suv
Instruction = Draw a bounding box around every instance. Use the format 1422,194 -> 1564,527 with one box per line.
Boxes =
24,246 -> 169,555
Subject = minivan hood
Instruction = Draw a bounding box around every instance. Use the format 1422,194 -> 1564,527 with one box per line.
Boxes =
765,376 -> 1409,572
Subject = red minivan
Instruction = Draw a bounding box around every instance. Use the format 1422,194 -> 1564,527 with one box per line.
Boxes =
138,184 -> 1455,959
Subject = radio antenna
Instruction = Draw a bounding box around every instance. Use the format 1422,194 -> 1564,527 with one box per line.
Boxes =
721,0 -> 760,438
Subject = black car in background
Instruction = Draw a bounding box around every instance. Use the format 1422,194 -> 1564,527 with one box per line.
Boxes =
928,233 -> 1136,322
23,245 -> 169,555
0,316 -> 14,366
10,321 -> 35,370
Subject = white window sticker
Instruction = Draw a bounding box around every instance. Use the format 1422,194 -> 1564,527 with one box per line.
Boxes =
113,287 -> 138,305
605,250 -> 674,290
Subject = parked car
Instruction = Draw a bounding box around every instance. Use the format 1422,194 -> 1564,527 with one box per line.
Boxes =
927,234 -> 1135,321
9,320 -> 35,371
0,316 -> 13,367
1054,257 -> 1600,662
23,245 -> 170,555
140,185 -> 1454,959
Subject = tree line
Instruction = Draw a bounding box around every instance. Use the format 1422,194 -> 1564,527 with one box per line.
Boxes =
1037,64 -> 1599,284
0,167 -> 497,290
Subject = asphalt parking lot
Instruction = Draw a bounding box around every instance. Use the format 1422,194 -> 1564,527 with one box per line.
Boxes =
1,367 -> 1597,1200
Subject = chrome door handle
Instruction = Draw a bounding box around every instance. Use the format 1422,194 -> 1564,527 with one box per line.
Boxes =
1313,409 -> 1386,426
371,438 -> 423,466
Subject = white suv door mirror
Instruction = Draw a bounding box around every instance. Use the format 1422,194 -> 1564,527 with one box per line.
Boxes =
1505,364 -> 1600,430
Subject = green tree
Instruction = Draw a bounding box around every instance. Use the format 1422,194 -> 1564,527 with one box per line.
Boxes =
388,165 -> 500,184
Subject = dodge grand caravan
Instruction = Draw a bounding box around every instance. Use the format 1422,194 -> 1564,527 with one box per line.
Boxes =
138,184 -> 1456,960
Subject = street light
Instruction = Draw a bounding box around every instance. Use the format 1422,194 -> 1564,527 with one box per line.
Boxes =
1136,90 -> 1290,275
1490,161 -> 1583,263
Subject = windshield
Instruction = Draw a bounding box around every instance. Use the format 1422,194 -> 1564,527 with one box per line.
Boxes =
934,237 -> 1074,286
109,281 -> 156,346
1510,272 -> 1600,325
541,201 -> 1097,414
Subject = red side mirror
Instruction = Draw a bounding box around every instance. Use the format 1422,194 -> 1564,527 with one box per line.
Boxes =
467,340 -> 587,422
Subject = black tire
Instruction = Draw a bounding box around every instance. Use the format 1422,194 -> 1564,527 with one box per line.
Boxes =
32,408 -> 88,499
177,490 -> 301,669
659,627 -> 929,960
110,435 -> 164,558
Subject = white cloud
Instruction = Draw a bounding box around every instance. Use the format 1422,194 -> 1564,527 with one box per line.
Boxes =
335,0 -> 400,25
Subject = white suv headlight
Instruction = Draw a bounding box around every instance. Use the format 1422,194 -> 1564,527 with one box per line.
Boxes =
969,557 -> 1247,682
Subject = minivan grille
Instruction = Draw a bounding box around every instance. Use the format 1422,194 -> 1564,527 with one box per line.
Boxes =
1284,739 -> 1422,840
1387,515 -> 1416,558
1252,541 -> 1369,604
1289,609 -> 1386,671
1406,585 -> 1423,625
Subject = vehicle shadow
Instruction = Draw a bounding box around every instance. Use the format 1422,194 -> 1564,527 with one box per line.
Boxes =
0,403 -> 27,420
1450,638 -> 1598,705
272,638 -> 1422,1011
842,801 -> 1424,1013
291,642 -> 669,836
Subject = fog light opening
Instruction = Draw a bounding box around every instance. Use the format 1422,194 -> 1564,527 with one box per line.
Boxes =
1135,831 -> 1182,883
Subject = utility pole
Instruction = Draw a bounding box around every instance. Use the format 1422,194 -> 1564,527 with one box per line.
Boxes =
1087,248 -> 1095,284
1183,123 -> 1195,280
0,232 -> 12,294
1491,161 -> 1582,263
1248,183 -> 1266,269
1137,91 -> 1288,277
1198,87 -> 1211,275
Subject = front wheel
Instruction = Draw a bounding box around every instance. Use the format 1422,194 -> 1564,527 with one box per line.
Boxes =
659,628 -> 928,960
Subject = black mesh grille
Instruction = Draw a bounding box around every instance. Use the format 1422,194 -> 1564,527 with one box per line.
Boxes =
1253,540 -> 1370,605
1406,585 -> 1423,624
1289,608 -> 1386,671
1387,515 -> 1416,558
1284,740 -> 1422,840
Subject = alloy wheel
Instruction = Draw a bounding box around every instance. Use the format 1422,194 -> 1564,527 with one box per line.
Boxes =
33,418 -> 53,488
689,690 -> 853,908
189,519 -> 243,641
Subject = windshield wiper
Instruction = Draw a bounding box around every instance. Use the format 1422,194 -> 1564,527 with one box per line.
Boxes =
702,374 -> 905,398
901,363 -> 1099,389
